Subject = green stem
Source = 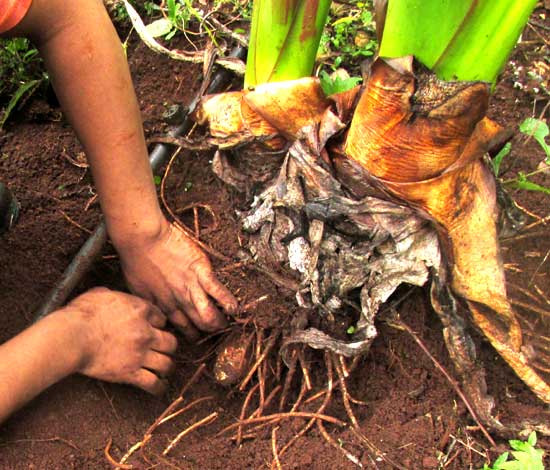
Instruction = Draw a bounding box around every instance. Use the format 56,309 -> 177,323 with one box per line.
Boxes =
244,0 -> 332,87
502,166 -> 550,185
379,0 -> 537,84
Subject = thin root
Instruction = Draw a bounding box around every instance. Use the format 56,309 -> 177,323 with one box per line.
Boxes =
239,333 -> 278,391
318,421 -> 363,468
386,317 -> 496,448
271,427 -> 283,470
218,411 -> 346,436
162,412 -> 219,456
237,383 -> 260,446
159,147 -> 230,262
104,438 -> 133,469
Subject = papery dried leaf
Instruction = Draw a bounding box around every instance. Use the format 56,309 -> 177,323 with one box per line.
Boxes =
194,91 -> 282,149
195,78 -> 331,151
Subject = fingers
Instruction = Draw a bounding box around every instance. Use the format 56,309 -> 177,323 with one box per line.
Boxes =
185,287 -> 228,332
198,271 -> 239,314
129,369 -> 167,396
147,304 -> 167,329
152,328 -> 178,355
167,310 -> 201,342
143,350 -> 175,377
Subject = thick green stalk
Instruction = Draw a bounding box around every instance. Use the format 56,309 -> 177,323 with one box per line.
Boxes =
378,0 -> 537,84
244,0 -> 331,88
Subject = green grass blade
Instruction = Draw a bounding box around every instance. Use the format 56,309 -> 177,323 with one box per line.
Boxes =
0,79 -> 42,129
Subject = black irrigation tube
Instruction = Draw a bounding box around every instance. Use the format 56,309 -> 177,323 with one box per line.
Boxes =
34,46 -> 246,321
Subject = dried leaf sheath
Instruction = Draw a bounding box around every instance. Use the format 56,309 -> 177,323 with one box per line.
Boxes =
345,58 -> 550,402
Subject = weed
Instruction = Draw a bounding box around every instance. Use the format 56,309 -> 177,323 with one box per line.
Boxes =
143,0 -> 218,43
495,118 -> 550,195
318,0 -> 377,73
0,37 -> 48,128
481,432 -> 545,470
319,70 -> 362,96
111,0 -> 158,22
520,118 -> 550,162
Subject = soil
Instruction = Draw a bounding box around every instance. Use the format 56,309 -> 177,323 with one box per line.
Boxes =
1,8 -> 550,470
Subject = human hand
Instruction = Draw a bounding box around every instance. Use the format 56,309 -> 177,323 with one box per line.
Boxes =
115,219 -> 238,340
66,287 -> 178,395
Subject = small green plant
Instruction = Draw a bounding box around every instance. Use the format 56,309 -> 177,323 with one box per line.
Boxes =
493,118 -> 550,195
318,1 -> 377,72
520,118 -> 550,163
481,432 -> 545,470
319,70 -> 362,96
144,0 -> 217,42
112,0 -> 158,23
0,37 -> 48,128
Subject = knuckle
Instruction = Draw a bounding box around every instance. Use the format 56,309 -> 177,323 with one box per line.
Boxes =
195,296 -> 213,314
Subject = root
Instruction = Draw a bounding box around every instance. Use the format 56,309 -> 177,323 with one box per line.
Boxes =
218,411 -> 346,435
111,312 -> 488,468
272,352 -> 333,465
236,383 -> 260,446
317,421 -> 363,468
106,364 -> 211,468
271,427 -> 283,470
175,202 -> 220,238
59,210 -> 93,235
162,412 -> 218,456
159,146 -> 230,262
104,439 -> 133,469
511,297 -> 550,318
238,332 -> 278,391
385,315 -> 496,448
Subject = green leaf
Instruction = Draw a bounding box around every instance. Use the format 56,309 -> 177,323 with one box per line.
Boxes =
509,439 -> 529,452
145,18 -> 174,38
519,118 -> 550,161
512,174 -> 550,195
493,452 -> 510,467
492,142 -> 511,177
483,433 -> 545,470
346,325 -> 357,335
165,28 -> 177,40
167,0 -> 177,20
319,70 -> 362,96
0,79 -> 42,129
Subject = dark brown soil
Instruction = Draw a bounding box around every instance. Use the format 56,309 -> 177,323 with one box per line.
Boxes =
1,9 -> 549,470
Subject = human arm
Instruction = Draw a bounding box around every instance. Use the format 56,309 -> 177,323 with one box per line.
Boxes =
5,0 -> 237,335
0,288 -> 177,424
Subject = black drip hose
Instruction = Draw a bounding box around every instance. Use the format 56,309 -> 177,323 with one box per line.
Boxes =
34,46 -> 246,321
